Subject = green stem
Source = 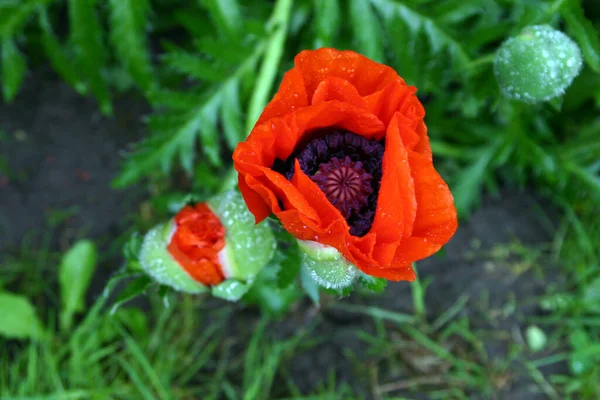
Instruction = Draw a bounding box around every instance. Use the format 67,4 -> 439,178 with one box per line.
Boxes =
410,263 -> 426,320
245,0 -> 293,133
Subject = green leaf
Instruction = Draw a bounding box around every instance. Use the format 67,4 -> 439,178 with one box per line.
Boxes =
162,50 -> 227,82
313,0 -> 340,48
300,267 -> 320,306
69,0 -> 112,114
276,242 -> 301,289
583,276 -> 600,313
349,0 -> 384,62
59,240 -> 98,331
221,79 -> 245,150
0,291 -> 43,340
110,276 -> 152,314
108,0 -> 154,93
123,232 -> 143,271
569,329 -> 594,375
561,0 -> 600,73
0,0 -> 51,38
244,262 -> 302,316
115,48 -> 262,186
1,37 -> 26,102
38,8 -> 85,93
113,104 -> 215,187
201,0 -> 242,40
370,0 -> 471,76
452,138 -> 502,217
358,274 -> 387,293
385,12 -> 418,84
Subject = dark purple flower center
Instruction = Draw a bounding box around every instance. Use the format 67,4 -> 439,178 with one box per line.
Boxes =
272,129 -> 384,237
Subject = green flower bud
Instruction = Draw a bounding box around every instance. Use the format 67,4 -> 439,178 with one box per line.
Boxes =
298,240 -> 359,290
139,221 -> 209,294
139,190 -> 276,298
494,25 -> 582,103
207,190 -> 276,281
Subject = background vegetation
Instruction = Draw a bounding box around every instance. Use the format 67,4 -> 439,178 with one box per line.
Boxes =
1,0 -> 599,398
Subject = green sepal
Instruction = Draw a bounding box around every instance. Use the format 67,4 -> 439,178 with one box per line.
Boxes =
358,273 -> 387,293
138,221 -> 208,294
298,239 -> 341,261
211,279 -> 251,302
301,252 -> 358,290
207,190 -> 276,281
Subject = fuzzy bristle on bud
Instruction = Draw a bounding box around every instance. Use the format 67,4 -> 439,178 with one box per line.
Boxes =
139,222 -> 209,294
494,25 -> 582,103
207,190 -> 276,281
298,240 -> 359,290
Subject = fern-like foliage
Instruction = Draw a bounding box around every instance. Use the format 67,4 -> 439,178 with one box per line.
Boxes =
113,0 -> 293,187
0,0 -> 156,112
108,0 -> 155,94
69,0 -> 112,114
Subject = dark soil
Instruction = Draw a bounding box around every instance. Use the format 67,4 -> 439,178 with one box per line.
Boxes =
0,70 -> 148,255
0,73 -> 565,399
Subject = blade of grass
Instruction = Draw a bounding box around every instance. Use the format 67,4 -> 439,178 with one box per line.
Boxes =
115,322 -> 171,400
331,303 -> 415,325
431,294 -> 470,332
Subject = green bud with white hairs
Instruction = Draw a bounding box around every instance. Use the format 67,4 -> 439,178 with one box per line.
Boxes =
494,25 -> 582,103
298,240 -> 359,290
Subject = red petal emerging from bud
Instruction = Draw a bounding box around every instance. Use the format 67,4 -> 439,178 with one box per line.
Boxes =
167,203 -> 226,285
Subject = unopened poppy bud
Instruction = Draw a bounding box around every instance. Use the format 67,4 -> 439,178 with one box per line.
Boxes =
495,25 -> 582,103
139,190 -> 276,299
298,240 -> 359,290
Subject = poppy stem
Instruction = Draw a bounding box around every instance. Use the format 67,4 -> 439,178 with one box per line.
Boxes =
410,263 -> 426,320
245,0 -> 293,133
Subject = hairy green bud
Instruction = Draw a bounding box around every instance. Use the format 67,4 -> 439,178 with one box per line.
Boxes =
495,25 -> 582,103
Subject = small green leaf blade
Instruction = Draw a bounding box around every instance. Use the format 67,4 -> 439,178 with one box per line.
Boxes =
452,138 -> 502,217
561,0 -> 600,73
162,51 -> 227,82
349,0 -> 385,62
313,0 -> 341,48
59,240 -> 98,331
202,0 -> 242,40
1,37 -> 26,102
276,242 -> 301,289
221,79 -> 245,150
108,0 -> 154,93
38,8 -> 85,94
110,276 -> 153,314
300,267 -> 320,306
358,274 -> 387,293
0,291 -> 43,340
69,0 -> 112,114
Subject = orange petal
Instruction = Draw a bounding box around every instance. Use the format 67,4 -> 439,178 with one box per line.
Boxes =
288,100 -> 386,142
358,261 -> 416,281
393,138 -> 457,263
256,69 -> 309,126
311,77 -> 367,109
238,174 -> 276,223
294,48 -> 403,98
370,113 -> 417,243
364,81 -> 415,126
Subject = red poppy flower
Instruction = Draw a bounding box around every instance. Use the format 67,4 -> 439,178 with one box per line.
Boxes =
167,203 -> 226,285
233,48 -> 457,281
